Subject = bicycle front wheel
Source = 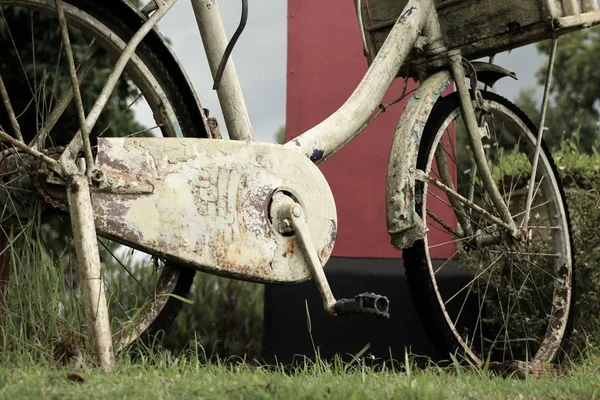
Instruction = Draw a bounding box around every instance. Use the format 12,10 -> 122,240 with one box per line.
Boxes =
404,91 -> 574,365
0,0 -> 204,353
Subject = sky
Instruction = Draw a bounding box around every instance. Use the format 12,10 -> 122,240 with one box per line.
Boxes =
152,1 -> 546,143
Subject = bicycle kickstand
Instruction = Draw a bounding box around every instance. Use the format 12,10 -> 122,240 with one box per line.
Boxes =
271,193 -> 390,319
65,159 -> 115,371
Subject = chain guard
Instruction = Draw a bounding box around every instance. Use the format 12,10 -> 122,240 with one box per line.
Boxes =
92,138 -> 338,284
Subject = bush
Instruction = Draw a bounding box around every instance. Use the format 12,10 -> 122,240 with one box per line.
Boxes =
488,135 -> 600,357
553,139 -> 600,354
161,276 -> 264,361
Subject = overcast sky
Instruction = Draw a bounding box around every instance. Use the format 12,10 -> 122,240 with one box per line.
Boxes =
152,1 -> 545,143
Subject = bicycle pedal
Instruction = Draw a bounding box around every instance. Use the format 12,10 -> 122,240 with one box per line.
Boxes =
333,292 -> 390,319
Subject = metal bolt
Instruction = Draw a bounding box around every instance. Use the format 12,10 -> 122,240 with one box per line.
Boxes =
292,204 -> 302,218
207,117 -> 222,139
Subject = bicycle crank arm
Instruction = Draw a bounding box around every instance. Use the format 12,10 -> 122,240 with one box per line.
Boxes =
90,138 -> 337,284
272,193 -> 390,319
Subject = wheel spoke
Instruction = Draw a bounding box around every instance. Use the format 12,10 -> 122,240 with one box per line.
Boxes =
0,75 -> 23,142
29,47 -> 102,149
56,0 -> 94,174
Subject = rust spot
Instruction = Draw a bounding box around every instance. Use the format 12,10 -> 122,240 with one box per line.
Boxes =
398,6 -> 416,23
94,196 -> 143,244
283,239 -> 295,258
318,219 -> 337,262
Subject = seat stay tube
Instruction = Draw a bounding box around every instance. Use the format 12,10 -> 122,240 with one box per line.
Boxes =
285,0 -> 436,163
448,52 -> 518,235
191,0 -> 255,141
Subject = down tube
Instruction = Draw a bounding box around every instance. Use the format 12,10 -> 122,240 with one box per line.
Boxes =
284,0 -> 433,162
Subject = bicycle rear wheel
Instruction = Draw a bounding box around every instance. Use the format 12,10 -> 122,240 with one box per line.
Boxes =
0,0 -> 204,352
404,91 -> 574,365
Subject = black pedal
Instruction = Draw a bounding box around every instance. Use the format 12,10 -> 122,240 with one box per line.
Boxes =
334,292 -> 390,319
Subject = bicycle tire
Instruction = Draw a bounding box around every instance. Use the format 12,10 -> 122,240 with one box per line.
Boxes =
0,0 -> 203,352
403,91 -> 575,365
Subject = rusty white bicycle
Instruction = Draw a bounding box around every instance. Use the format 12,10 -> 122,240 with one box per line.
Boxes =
1,0 -> 595,370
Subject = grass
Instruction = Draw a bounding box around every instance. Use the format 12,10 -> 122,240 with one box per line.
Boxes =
1,350 -> 600,399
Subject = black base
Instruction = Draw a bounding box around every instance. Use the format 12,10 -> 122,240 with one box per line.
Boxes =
261,257 -> 475,366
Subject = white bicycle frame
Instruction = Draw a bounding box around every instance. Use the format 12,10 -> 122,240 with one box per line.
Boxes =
193,0 -> 432,155
189,0 -> 518,243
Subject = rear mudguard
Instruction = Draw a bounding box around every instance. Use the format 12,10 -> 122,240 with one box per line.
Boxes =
386,64 -> 516,249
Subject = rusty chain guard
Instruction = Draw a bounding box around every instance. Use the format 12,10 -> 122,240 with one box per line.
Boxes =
92,138 -> 338,284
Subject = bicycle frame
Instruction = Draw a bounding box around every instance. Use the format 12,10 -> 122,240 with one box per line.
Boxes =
192,0 -> 436,157
42,0 -> 514,253
0,0 -> 520,271
190,0 -> 517,246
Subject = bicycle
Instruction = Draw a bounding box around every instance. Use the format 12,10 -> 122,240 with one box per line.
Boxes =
0,0 -> 595,371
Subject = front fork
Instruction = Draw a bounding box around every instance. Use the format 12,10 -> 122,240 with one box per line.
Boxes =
447,51 -> 519,238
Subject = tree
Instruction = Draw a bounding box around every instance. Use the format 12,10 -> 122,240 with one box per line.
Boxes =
514,28 -> 600,152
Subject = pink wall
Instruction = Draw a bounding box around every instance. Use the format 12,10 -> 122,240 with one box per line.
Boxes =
286,2 -> 454,259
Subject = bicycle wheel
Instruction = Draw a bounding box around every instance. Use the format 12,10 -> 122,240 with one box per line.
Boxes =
403,91 -> 574,365
0,0 -> 203,352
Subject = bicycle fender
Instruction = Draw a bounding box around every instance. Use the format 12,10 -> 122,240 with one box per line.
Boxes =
386,71 -> 453,250
471,62 -> 517,88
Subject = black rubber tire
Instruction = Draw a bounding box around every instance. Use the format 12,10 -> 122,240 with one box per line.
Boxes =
403,91 -> 575,364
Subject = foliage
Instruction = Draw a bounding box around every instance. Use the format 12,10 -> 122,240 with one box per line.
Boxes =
552,138 -> 600,353
0,207 -> 88,363
514,27 -> 600,152
159,276 -> 264,361
274,125 -> 286,144
0,7 -> 144,144
3,350 -> 600,398
490,133 -> 600,356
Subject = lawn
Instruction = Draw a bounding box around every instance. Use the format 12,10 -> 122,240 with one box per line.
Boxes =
2,354 -> 599,399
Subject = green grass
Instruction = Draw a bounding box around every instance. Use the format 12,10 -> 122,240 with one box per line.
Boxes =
1,353 -> 600,399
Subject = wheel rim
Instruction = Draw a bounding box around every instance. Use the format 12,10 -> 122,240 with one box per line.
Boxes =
420,96 -> 572,364
0,1 -> 191,351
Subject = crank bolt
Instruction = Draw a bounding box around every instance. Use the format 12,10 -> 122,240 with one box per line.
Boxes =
292,204 -> 302,218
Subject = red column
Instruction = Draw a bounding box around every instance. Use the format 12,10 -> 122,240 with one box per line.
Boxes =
287,1 -> 454,259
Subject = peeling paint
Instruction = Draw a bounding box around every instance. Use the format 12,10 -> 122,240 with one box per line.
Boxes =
310,148 -> 324,162
386,72 -> 452,248
407,96 -> 420,106
398,6 -> 416,23
92,138 -> 338,284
